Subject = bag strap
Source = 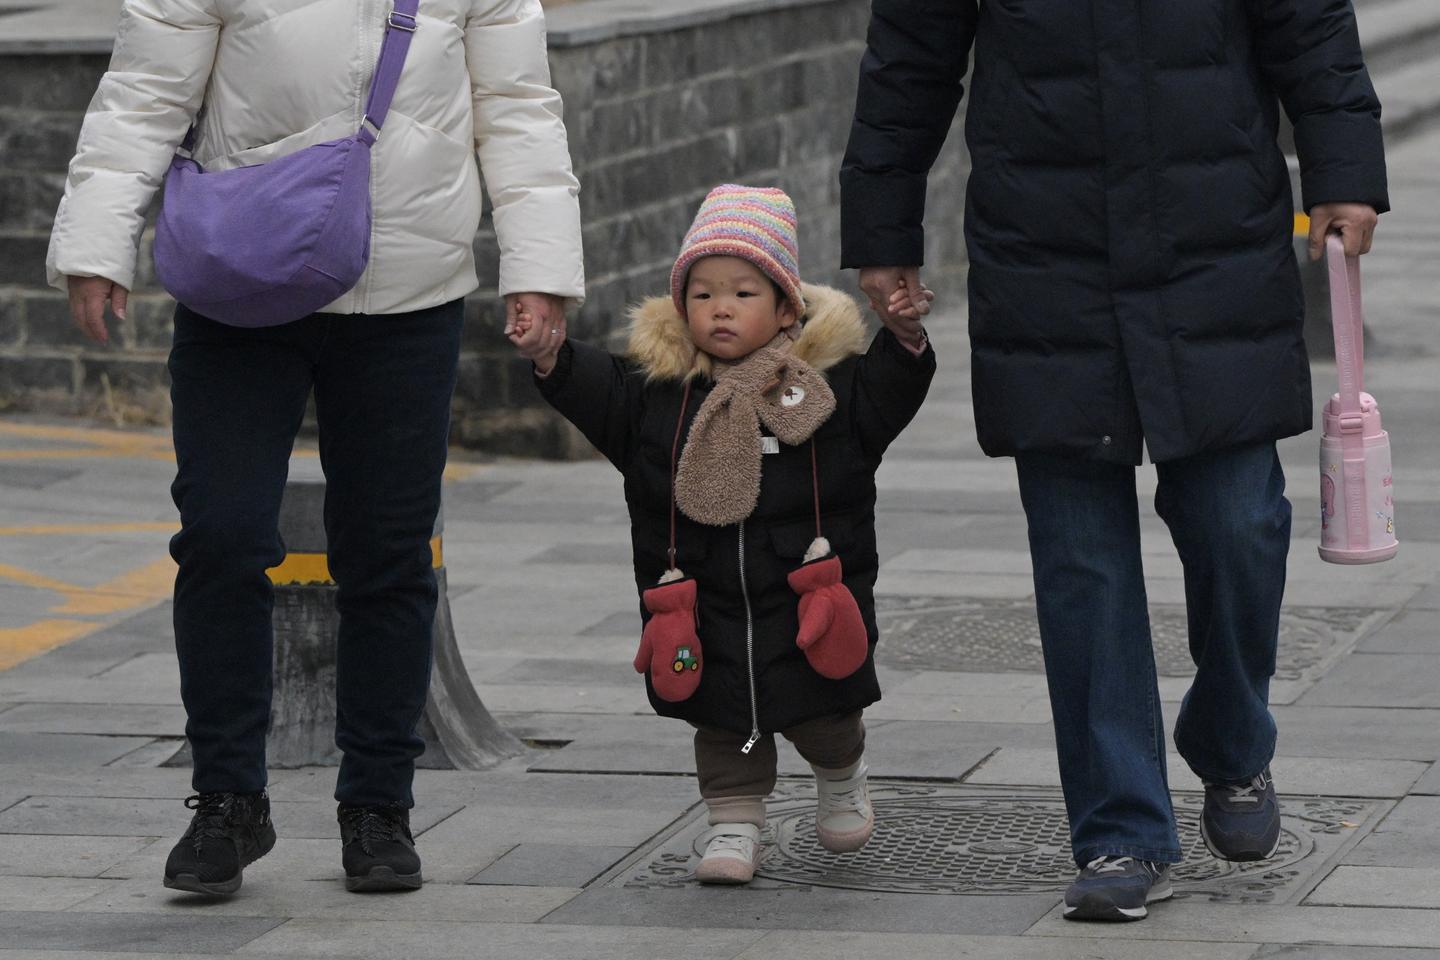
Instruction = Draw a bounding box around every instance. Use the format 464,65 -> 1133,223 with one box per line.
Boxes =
358,0 -> 421,145
1326,233 -> 1370,550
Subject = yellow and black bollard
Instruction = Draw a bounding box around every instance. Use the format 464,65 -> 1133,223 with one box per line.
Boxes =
263,457 -> 522,769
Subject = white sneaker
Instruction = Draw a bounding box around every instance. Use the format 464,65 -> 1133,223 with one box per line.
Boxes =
694,822 -> 762,884
814,760 -> 874,852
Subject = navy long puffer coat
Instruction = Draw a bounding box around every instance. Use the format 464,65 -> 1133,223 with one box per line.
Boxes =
840,0 -> 1388,464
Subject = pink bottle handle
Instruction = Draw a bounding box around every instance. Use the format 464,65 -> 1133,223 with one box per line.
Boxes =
1325,234 -> 1369,550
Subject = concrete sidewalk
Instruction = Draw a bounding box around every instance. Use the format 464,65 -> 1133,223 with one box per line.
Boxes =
3,140 -> 1440,960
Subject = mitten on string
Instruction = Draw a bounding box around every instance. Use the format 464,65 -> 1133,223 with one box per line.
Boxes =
636,572 -> 702,702
787,540 -> 867,680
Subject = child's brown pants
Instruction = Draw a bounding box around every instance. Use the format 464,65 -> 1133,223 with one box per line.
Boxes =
692,710 -> 865,827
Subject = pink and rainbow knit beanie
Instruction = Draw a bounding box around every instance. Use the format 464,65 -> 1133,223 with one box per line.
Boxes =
670,184 -> 806,319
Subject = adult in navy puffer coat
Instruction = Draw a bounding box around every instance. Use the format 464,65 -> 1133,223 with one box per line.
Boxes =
840,0 -> 1387,922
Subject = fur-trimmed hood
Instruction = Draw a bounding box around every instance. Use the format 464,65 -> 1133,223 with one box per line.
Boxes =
625,283 -> 868,381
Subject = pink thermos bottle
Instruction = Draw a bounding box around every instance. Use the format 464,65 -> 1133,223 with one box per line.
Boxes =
1318,234 -> 1397,564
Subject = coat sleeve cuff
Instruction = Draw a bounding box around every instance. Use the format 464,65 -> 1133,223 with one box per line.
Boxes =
839,168 -> 928,268
534,340 -> 576,397
1294,115 -> 1390,214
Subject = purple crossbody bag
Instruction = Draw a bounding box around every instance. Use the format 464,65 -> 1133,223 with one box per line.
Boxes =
153,0 -> 419,328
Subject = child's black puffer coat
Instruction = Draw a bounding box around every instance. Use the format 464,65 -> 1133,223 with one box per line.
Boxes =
537,284 -> 934,735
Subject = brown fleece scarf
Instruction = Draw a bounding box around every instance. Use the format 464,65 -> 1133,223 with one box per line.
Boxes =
674,336 -> 836,526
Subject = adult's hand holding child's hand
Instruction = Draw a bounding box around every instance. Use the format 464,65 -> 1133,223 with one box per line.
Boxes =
858,266 -> 933,350
505,292 -> 566,376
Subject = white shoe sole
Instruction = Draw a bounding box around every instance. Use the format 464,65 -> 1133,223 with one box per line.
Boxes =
695,851 -> 759,884
816,816 -> 874,853
1200,815 -> 1281,862
1063,877 -> 1173,922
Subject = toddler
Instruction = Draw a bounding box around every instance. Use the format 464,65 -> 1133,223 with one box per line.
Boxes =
509,185 -> 934,882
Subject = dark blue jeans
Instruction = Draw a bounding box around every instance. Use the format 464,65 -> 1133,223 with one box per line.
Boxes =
167,300 -> 462,807
1016,441 -> 1290,866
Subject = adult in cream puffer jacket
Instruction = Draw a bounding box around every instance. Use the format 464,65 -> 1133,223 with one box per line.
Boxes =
44,0 -> 585,897
46,0 -> 585,314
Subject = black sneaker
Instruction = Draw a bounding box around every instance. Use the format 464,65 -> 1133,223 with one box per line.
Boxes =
1201,765 -> 1281,861
338,803 -> 423,892
163,792 -> 276,896
1063,856 -> 1173,921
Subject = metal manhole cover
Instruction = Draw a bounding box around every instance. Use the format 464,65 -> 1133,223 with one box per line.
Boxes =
875,597 -> 1380,680
612,782 -> 1383,903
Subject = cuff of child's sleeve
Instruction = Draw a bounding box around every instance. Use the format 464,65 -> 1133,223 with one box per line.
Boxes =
534,340 -> 574,395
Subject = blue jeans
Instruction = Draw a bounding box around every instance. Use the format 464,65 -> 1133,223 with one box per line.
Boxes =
1016,441 -> 1290,866
167,300 -> 462,807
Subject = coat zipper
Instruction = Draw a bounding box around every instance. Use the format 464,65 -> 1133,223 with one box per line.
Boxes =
737,522 -> 761,754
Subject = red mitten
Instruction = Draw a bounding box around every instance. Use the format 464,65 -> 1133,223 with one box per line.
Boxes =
788,553 -> 868,680
637,577 -> 702,702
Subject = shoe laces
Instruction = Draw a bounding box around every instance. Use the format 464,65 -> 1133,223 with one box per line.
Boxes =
1215,770 -> 1268,804
184,793 -> 235,850
1085,855 -> 1135,875
340,806 -> 405,856
706,831 -> 756,858
820,781 -> 869,816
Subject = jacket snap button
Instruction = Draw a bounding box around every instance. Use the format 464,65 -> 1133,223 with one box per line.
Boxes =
1101,435 -> 1113,445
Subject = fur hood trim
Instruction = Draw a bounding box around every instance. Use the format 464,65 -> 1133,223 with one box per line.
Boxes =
625,282 -> 868,381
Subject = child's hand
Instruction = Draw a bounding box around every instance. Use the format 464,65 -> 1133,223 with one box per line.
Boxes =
505,293 -> 565,376
888,279 -> 934,351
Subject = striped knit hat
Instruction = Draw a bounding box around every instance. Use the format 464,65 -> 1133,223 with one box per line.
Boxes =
670,184 -> 805,319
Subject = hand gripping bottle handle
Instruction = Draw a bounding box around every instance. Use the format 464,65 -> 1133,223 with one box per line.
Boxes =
1318,234 -> 1397,564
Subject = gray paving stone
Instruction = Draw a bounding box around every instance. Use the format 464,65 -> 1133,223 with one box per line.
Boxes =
966,748 -> 1426,798
0,834 -> 156,877
733,932 -> 1258,960
525,542 -> 634,565
1304,866 -> 1440,908
0,875 -> 119,909
0,954 -> 261,960
1250,947 -> 1440,959
0,911 -> 283,953
1355,609 -> 1440,653
1268,706 -> 1440,760
0,732 -> 155,766
71,874 -> 579,922
467,843 -> 633,887
470,681 -> 644,715
1406,582 -> 1440,610
542,887 -> 1059,936
0,796 -> 461,839
0,765 -> 197,799
417,799 -> 693,850
526,735 -> 697,775
1301,654 -> 1440,707
270,766 -> 701,811
1024,902 -> 1440,948
236,919 -> 765,959
1343,796 -> 1440,867
1410,761 -> 1440,795
0,703 -> 186,737
491,658 -> 633,685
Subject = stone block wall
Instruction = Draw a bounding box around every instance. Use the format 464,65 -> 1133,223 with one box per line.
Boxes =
0,0 -> 970,454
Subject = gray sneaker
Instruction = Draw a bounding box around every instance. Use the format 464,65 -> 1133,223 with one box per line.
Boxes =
1201,766 -> 1281,862
1063,856 -> 1173,921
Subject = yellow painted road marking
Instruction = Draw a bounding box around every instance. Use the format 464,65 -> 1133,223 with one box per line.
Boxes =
0,557 -> 175,616
0,522 -> 178,537
267,537 -> 444,584
0,620 -> 104,672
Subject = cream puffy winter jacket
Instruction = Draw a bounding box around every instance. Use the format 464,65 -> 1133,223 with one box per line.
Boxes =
46,0 -> 585,315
